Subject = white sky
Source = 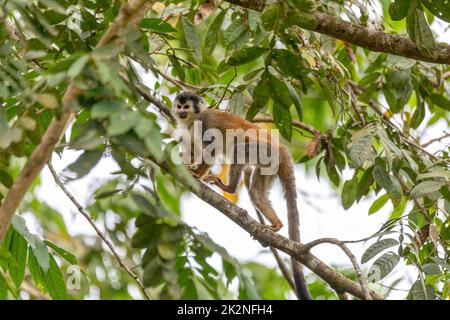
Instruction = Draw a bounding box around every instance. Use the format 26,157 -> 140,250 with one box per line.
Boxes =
22,13 -> 450,300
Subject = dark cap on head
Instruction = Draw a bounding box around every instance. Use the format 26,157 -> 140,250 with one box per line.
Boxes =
174,92 -> 203,113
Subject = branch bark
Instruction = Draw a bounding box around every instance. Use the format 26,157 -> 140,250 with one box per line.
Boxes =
0,0 -> 154,243
225,0 -> 450,65
149,156 -> 383,300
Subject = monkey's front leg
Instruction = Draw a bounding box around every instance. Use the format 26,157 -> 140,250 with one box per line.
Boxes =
203,164 -> 244,194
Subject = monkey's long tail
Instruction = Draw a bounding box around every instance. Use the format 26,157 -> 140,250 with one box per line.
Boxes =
279,151 -> 312,300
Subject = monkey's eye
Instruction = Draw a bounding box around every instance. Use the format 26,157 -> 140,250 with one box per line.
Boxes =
183,105 -> 190,109
176,104 -> 182,109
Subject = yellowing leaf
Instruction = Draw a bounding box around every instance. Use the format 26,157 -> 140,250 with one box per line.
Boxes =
36,93 -> 58,109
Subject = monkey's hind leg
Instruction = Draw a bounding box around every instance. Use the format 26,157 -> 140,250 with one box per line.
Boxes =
190,163 -> 211,179
203,164 -> 245,194
248,168 -> 283,232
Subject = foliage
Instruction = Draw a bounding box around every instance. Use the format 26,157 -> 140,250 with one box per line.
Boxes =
0,0 -> 449,299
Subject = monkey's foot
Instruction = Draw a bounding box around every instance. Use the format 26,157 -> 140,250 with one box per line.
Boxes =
202,175 -> 222,186
190,171 -> 202,179
262,223 -> 283,233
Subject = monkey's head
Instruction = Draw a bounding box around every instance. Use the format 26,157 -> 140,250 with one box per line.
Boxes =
173,92 -> 205,124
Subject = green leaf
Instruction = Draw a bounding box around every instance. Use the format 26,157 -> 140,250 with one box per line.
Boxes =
423,263 -> 441,275
181,16 -> 202,62
0,170 -> 13,188
406,1 -> 436,56
131,193 -> 159,218
389,0 -> 411,20
169,55 -> 185,81
143,258 -> 163,287
204,10 -> 226,54
227,47 -> 268,66
410,180 -> 445,198
273,103 -> 292,141
362,239 -> 399,264
156,242 -> 177,261
368,193 -> 390,215
28,250 -> 47,293
268,72 -> 292,109
430,93 -> 450,111
384,70 -> 413,112
0,272 -> 8,299
67,55 -> 89,79
408,280 -> 436,300
341,174 -> 358,210
91,100 -> 123,119
417,167 -> 450,180
43,255 -> 67,300
140,18 -> 176,33
107,110 -> 140,136
288,0 -> 316,12
63,150 -> 103,181
8,230 -> 28,288
368,252 -> 400,281
373,166 -> 402,206
285,81 -> 303,121
223,18 -> 246,46
410,96 -> 425,129
44,241 -> 77,265
356,168 -> 374,201
272,49 -> 304,79
228,91 -> 245,116
420,0 -> 450,23
247,78 -> 271,121
261,4 -> 280,31
29,235 -> 50,273
94,189 -> 123,199
348,132 -> 376,169
11,215 -> 50,272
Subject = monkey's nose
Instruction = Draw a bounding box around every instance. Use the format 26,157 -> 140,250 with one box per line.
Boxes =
179,112 -> 187,119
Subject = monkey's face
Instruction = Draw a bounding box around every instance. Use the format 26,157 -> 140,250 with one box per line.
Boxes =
173,92 -> 204,124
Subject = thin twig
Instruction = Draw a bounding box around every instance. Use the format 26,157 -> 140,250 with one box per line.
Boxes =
337,292 -> 350,300
421,131 -> 450,148
301,237 -> 372,300
252,115 -> 322,136
47,161 -> 150,300
254,210 -> 297,294
22,281 -> 50,300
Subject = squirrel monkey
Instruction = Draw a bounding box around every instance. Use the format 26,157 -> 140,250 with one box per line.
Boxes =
172,92 -> 311,300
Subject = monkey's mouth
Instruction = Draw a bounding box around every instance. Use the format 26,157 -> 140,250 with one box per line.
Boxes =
178,112 -> 188,119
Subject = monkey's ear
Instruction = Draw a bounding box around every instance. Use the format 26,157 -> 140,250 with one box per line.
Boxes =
198,97 -> 206,111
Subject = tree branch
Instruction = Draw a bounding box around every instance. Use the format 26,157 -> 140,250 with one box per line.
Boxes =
47,161 -> 150,300
253,115 -> 322,136
301,237 -> 372,300
224,0 -> 450,65
0,0 -> 154,243
421,131 -> 450,148
148,156 -> 383,300
254,210 -> 297,294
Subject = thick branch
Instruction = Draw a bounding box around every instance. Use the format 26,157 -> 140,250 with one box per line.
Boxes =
0,0 -> 154,242
149,156 -> 383,300
225,0 -> 450,65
